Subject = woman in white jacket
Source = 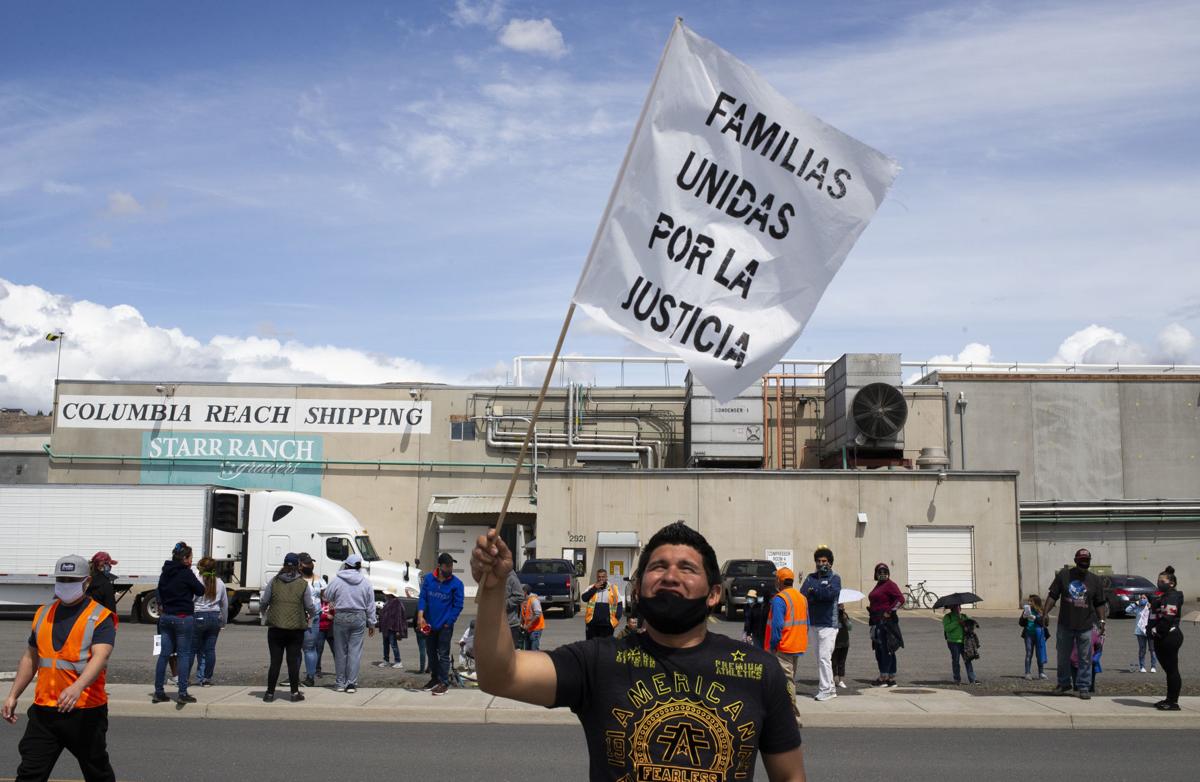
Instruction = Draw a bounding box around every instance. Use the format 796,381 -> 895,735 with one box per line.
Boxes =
1127,595 -> 1157,672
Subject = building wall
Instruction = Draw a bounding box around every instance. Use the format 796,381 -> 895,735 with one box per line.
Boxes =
938,375 -> 1200,502
1020,520 -> 1200,599
535,469 -> 1021,606
0,436 -> 50,484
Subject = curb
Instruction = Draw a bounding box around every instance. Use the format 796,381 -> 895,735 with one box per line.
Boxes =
98,685 -> 1200,730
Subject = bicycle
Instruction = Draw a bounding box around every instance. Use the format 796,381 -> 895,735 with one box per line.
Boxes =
902,580 -> 939,610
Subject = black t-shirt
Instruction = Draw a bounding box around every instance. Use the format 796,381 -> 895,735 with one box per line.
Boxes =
28,599 -> 117,652
548,631 -> 801,781
1047,567 -> 1105,631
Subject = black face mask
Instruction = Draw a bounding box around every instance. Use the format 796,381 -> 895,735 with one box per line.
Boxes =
816,564 -> 832,576
1158,581 -> 1172,591
637,591 -> 711,635
301,565 -> 314,576
1074,559 -> 1091,570
875,573 -> 888,582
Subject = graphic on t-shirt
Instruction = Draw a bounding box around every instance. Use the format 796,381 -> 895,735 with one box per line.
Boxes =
607,651 -> 762,781
1067,579 -> 1089,607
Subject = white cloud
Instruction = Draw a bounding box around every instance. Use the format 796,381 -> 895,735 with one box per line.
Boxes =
105,190 -> 142,216
42,179 -> 84,195
1158,323 -> 1196,362
498,19 -> 567,59
908,323 -> 1199,383
905,342 -> 996,383
451,0 -> 505,29
763,1 -> 1200,143
1050,323 -> 1197,366
0,278 -> 450,413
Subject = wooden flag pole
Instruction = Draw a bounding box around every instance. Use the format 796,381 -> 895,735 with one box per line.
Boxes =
492,301 -> 576,538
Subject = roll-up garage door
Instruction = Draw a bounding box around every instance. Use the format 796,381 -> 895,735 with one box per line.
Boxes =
906,527 -> 975,600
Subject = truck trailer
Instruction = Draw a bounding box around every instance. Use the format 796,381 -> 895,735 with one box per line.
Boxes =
0,483 -> 420,622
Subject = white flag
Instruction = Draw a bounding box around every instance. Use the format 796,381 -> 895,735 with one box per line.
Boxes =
572,21 -> 899,402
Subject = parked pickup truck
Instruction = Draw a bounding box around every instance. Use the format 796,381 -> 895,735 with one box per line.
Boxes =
719,559 -> 778,620
517,559 -> 580,616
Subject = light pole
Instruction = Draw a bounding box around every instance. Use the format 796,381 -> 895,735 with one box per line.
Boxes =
45,329 -> 65,383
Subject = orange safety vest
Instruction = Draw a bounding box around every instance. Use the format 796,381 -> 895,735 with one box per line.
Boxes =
521,595 -> 545,632
764,587 -> 808,654
31,599 -> 113,709
585,583 -> 621,628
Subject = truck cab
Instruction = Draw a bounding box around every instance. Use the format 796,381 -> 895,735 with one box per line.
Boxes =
233,490 -> 421,619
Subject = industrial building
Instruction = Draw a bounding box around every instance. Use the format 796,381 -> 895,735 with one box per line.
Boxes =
9,353 -> 1198,608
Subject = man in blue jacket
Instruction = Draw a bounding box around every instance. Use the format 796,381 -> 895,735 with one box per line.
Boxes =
417,552 -> 464,695
799,546 -> 841,702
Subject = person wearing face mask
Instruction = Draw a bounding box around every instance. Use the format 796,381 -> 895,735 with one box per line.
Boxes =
867,564 -> 903,687
85,552 -> 119,614
582,568 -> 623,640
1042,548 -> 1107,699
1147,566 -> 1183,710
1125,592 -> 1157,673
3,555 -> 118,781
471,521 -> 807,781
799,546 -> 841,701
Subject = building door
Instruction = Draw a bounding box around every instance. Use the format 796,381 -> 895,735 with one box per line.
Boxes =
905,527 -> 975,603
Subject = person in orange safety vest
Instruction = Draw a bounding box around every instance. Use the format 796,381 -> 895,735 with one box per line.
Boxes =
582,568 -> 623,640
765,566 -> 808,721
520,585 -> 546,650
3,554 -> 117,781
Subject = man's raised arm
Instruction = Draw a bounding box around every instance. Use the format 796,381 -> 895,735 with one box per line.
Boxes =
472,529 -> 559,706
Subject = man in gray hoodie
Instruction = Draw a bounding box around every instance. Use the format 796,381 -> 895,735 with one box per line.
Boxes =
322,554 -> 377,693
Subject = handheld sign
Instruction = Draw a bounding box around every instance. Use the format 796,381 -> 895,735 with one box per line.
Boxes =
573,21 -> 900,403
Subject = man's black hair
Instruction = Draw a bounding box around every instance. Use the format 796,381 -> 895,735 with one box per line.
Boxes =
634,521 -> 720,588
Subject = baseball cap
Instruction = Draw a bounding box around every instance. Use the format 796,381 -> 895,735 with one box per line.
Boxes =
90,551 -> 118,566
283,552 -> 300,567
775,567 -> 794,582
54,555 -> 89,580
437,552 -> 456,565
297,552 -> 314,565
345,553 -> 363,567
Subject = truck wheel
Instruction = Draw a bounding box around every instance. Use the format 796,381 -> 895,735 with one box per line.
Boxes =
725,600 -> 738,621
226,601 -> 242,622
138,591 -> 162,624
565,601 -> 576,618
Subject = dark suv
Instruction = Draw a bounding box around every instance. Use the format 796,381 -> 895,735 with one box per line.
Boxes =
719,559 -> 777,620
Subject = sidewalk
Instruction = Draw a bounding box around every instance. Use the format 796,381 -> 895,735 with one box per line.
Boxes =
100,683 -> 1200,729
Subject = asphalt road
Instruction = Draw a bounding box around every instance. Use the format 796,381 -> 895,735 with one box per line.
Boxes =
2,605 -> 1196,696
1,719 -> 1196,781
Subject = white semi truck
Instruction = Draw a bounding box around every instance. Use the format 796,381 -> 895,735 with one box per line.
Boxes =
0,484 -> 420,622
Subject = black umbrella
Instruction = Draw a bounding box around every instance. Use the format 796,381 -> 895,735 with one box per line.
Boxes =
933,592 -> 983,609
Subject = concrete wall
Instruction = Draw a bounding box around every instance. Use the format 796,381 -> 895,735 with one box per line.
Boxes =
1020,521 -> 1200,600
535,469 -> 1021,607
0,435 -> 50,484
939,375 -> 1200,502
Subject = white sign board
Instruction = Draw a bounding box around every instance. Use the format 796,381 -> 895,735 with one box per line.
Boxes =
56,395 -> 432,435
765,549 -> 794,572
573,22 -> 899,403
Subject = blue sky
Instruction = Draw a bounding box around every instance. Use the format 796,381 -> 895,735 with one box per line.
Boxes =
2,0 -> 1198,411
